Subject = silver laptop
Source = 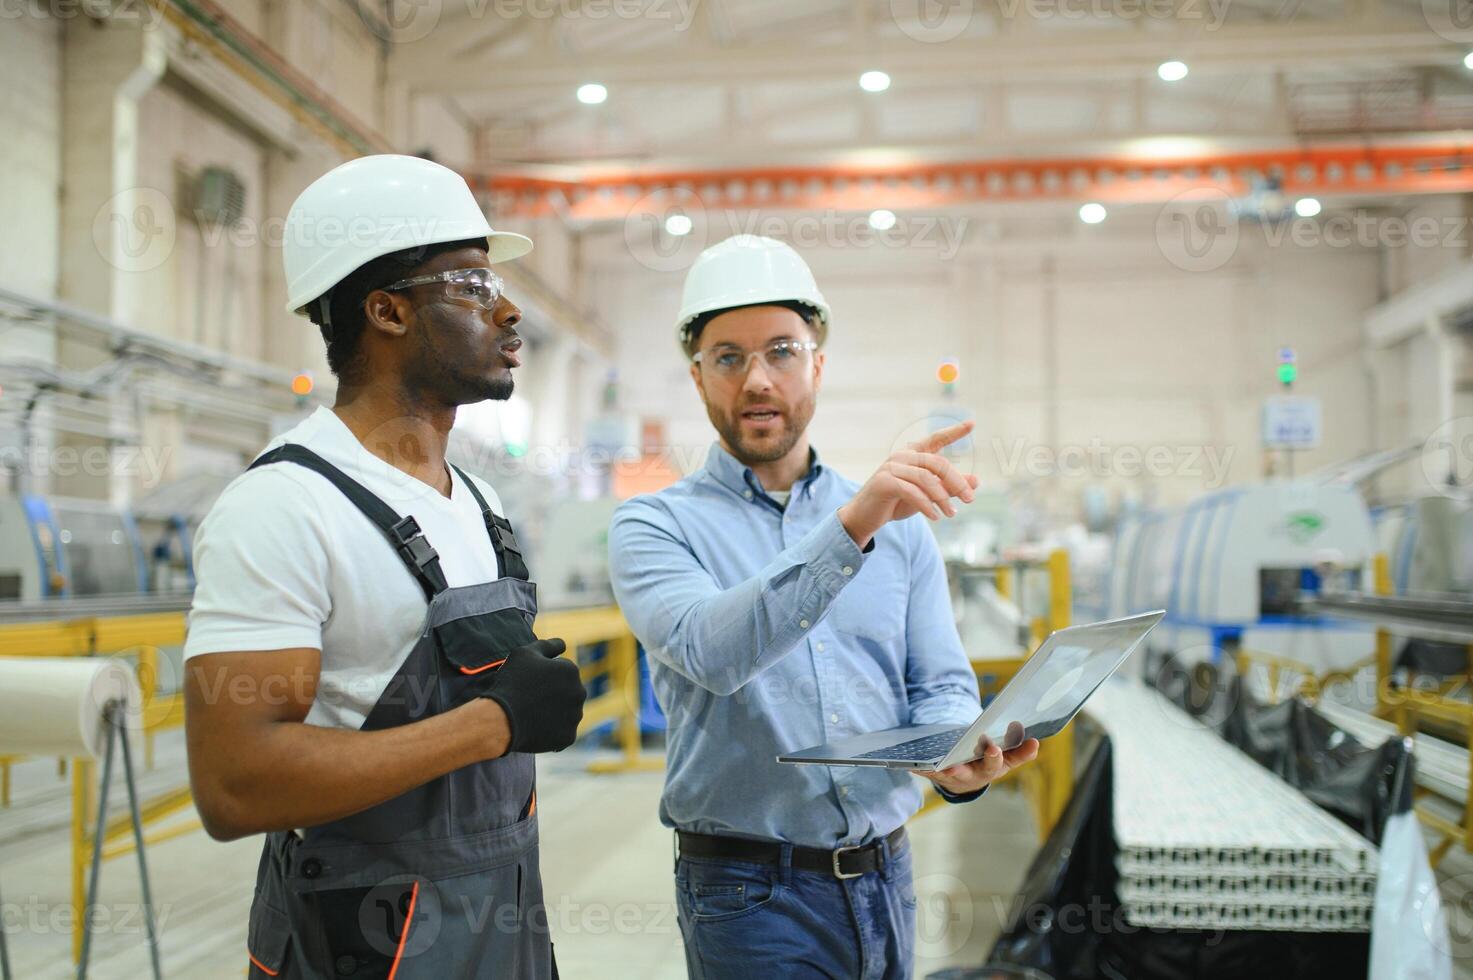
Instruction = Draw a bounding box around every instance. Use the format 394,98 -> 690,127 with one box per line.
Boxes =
776,610 -> 1164,772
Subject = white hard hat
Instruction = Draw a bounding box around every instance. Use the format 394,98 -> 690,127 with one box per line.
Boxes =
675,234 -> 830,355
282,154 -> 532,316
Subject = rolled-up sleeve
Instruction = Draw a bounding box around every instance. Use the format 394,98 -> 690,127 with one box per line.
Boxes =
609,499 -> 866,696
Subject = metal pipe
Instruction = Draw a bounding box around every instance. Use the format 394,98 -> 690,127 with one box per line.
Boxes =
76,711 -> 117,979
117,718 -> 163,979
0,286 -> 296,390
159,0 -> 390,157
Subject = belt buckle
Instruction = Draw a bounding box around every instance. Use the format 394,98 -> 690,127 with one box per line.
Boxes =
831,844 -> 864,880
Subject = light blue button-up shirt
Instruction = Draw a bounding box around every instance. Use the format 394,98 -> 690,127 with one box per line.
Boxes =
608,442 -> 982,849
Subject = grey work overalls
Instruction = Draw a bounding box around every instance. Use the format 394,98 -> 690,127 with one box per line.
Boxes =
241,445 -> 557,980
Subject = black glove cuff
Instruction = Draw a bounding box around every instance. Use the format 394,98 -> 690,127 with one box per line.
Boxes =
484,692 -> 521,755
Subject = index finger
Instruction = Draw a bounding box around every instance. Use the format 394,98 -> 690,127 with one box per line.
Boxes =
909,420 -> 974,454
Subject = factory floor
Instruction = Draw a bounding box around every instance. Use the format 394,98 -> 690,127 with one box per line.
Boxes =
0,731 -> 1041,978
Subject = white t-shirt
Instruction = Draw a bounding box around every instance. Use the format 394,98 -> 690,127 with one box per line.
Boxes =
183,407 -> 507,730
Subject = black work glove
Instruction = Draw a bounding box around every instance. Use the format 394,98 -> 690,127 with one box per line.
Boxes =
481,638 -> 587,754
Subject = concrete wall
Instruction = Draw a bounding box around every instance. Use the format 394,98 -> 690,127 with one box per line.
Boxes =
133,78 -> 269,358
1360,193 -> 1473,500
0,12 -> 62,300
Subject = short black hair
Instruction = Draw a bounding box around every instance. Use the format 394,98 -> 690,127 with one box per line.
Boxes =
683,300 -> 822,357
307,237 -> 487,380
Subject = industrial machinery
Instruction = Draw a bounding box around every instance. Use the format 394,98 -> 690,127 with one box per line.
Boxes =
0,495 -> 145,600
1373,494 -> 1473,596
1312,441 -> 1473,597
531,497 -> 622,610
1105,481 -> 1379,674
0,494 -> 205,602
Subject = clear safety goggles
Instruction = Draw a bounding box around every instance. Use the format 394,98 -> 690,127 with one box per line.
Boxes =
384,267 -> 505,312
692,339 -> 819,379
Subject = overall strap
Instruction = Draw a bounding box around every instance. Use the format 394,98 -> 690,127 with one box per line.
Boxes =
249,444 -> 449,600
449,464 -> 529,582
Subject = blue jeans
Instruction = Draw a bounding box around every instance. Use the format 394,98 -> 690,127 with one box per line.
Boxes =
674,836 -> 917,980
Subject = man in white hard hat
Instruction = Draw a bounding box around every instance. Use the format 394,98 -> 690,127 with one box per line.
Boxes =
608,235 -> 1038,978
183,155 -> 584,979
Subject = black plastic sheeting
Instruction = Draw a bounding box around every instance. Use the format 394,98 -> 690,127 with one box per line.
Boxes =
1222,681 -> 1411,847
938,661 -> 1415,980
1397,638 -> 1471,683
1154,655 -> 1415,851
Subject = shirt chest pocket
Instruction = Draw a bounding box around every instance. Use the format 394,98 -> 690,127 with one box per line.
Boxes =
824,549 -> 908,642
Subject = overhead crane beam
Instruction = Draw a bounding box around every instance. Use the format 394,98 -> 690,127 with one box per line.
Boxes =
470,141 -> 1473,222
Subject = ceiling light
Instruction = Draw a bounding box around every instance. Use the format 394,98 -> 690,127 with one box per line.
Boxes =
859,70 -> 891,93
1294,197 -> 1322,218
665,213 -> 692,236
1157,61 -> 1188,82
577,83 -> 607,105
868,208 -> 897,230
1078,202 -> 1107,224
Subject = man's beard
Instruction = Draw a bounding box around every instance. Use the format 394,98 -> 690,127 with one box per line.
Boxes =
406,306 -> 515,404
707,394 -> 815,466
472,374 -> 514,401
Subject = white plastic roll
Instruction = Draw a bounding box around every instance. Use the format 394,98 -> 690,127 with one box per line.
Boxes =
0,657 -> 143,759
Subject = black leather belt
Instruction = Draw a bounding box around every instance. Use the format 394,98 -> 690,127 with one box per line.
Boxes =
676,827 -> 905,880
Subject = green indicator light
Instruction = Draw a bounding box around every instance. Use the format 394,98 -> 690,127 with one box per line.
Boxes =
1278,363 -> 1297,384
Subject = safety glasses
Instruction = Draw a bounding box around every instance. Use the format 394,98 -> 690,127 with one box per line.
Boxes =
693,339 -> 819,380
383,267 -> 505,312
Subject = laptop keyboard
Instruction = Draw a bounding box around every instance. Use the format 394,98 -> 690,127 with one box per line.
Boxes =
855,727 -> 967,762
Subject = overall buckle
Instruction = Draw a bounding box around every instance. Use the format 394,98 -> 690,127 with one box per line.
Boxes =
390,516 -> 437,570
488,516 -> 523,558
831,844 -> 864,880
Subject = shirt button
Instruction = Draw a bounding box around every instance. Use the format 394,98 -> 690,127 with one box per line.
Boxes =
830,713 -> 839,723
301,858 -> 323,879
799,619 -> 810,629
743,490 -> 753,499
841,787 -> 850,798
816,642 -> 825,652
842,566 -> 853,576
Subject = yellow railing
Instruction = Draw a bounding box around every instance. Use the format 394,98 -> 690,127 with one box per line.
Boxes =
1234,553 -> 1473,867
536,605 -> 662,774
0,603 -> 652,962
1366,553 -> 1473,865
0,611 -> 191,961
917,549 -> 1074,839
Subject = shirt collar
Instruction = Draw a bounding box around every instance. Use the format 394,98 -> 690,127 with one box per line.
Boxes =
705,441 -> 826,502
